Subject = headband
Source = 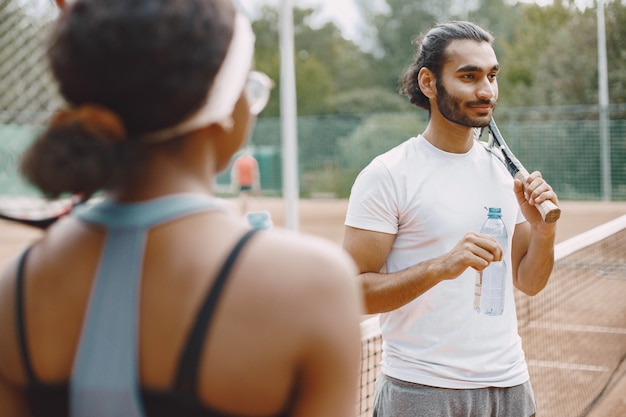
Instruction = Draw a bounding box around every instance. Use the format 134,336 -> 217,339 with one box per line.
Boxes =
141,13 -> 255,142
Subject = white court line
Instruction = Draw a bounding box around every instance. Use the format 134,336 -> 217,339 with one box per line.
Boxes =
360,316 -> 381,341
528,321 -> 626,335
527,321 -> 621,373
528,360 -> 609,372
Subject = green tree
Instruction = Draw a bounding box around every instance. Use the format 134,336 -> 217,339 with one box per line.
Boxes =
329,87 -> 413,114
337,112 -> 427,194
497,1 -> 575,107
251,5 -> 381,116
358,0 -> 438,91
605,0 -> 626,104
466,0 -> 522,60
251,6 -> 282,117
294,52 -> 335,115
498,0 -> 626,107
539,9 -> 598,105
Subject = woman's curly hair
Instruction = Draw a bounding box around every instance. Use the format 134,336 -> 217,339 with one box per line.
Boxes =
21,0 -> 235,197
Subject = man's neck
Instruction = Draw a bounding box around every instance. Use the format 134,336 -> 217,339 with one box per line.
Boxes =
421,114 -> 475,154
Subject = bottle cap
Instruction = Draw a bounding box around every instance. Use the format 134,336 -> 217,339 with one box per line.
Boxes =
245,210 -> 272,230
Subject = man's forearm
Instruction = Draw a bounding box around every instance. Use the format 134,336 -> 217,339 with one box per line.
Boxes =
359,258 -> 451,314
514,232 -> 556,296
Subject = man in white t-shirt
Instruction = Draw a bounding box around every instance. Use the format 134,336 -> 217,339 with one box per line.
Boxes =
343,21 -> 559,417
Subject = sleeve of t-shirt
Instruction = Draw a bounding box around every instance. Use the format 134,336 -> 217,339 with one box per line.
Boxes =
344,159 -> 399,235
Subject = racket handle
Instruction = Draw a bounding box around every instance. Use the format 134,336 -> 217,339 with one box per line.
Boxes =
537,200 -> 561,224
514,171 -> 561,224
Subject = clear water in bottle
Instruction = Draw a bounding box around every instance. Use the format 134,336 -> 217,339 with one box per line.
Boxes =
474,207 -> 508,316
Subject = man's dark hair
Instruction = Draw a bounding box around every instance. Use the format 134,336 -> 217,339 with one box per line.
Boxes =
399,21 -> 494,111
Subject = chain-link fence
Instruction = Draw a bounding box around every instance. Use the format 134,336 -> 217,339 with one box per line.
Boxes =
0,0 -> 63,195
1,0 -> 625,201
218,107 -> 626,201
0,0 -> 62,124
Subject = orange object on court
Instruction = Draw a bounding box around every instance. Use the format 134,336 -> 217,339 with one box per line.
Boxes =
233,154 -> 258,187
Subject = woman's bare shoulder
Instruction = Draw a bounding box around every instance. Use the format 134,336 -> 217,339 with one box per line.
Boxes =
233,228 -> 362,313
253,228 -> 357,279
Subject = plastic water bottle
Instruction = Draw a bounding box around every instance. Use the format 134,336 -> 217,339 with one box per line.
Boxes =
245,210 -> 273,230
474,207 -> 508,316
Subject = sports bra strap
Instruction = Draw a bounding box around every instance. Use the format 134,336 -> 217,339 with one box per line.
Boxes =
73,194 -> 224,228
69,195 -> 227,417
15,245 -> 36,384
174,229 -> 258,394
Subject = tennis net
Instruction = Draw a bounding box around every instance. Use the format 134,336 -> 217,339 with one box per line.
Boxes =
357,215 -> 626,417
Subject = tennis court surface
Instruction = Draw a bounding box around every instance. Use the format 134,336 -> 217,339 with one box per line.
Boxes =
0,199 -> 625,416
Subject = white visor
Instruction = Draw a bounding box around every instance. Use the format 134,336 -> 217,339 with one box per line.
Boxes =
141,13 -> 255,142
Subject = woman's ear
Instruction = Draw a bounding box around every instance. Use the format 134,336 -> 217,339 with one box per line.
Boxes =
215,117 -> 235,133
417,67 -> 437,99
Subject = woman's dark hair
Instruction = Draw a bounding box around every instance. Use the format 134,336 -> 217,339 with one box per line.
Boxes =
398,21 -> 494,111
21,0 -> 235,197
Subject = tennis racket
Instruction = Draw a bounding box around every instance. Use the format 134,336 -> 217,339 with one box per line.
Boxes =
483,119 -> 561,224
0,195 -> 86,229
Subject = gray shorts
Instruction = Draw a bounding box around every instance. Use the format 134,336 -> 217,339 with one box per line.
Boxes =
373,374 -> 537,417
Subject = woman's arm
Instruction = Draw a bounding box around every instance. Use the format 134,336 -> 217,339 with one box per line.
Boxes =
290,244 -> 363,417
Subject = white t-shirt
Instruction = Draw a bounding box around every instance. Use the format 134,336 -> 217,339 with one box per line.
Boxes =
346,135 -> 529,389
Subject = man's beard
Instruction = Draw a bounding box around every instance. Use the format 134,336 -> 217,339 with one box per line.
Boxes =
435,78 -> 495,128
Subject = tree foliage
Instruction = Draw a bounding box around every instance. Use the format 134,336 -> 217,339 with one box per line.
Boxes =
252,6 -> 379,116
606,0 -> 626,104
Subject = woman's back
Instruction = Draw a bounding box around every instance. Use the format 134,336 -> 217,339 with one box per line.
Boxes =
0,196 -> 361,416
